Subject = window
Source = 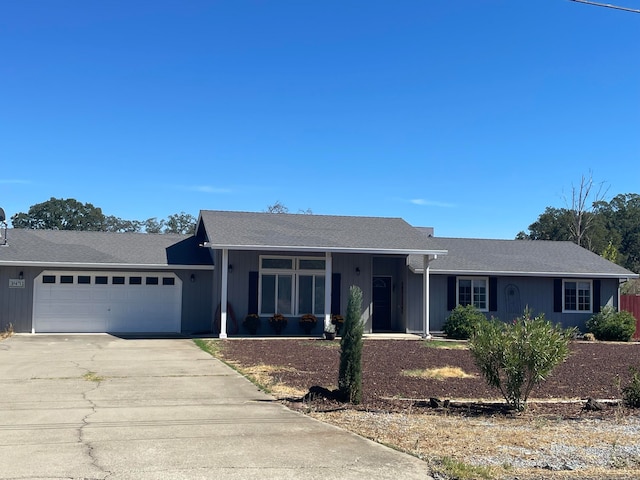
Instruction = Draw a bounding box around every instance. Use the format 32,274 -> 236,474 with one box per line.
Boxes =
457,277 -> 488,311
162,277 -> 175,286
95,276 -> 108,285
146,276 -> 159,285
78,276 -> 91,284
60,275 -> 74,284
112,276 -> 125,285
259,256 -> 326,316
129,276 -> 142,285
42,275 -> 56,284
563,280 -> 592,312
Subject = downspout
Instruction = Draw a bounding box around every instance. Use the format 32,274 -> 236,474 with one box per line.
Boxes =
219,248 -> 229,339
324,252 -> 332,331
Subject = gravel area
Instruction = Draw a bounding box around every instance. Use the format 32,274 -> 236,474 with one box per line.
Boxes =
217,338 -> 640,479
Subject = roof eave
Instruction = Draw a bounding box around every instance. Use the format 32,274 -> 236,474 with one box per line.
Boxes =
0,261 -> 214,270
410,267 -> 639,279
201,242 -> 448,256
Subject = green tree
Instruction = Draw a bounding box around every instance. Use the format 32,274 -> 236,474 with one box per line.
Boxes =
103,215 -> 143,233
469,308 -> 574,411
11,197 -> 105,231
164,212 -> 196,234
338,285 -> 364,404
143,218 -> 165,234
597,193 -> 640,273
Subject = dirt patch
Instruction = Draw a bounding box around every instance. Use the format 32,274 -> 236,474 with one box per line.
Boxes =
215,338 -> 640,479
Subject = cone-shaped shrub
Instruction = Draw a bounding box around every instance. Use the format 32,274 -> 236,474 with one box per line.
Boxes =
338,285 -> 364,404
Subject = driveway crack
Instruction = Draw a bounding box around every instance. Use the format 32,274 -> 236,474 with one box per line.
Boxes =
75,361 -> 113,479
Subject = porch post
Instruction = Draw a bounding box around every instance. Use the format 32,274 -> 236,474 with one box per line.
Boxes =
220,248 -> 229,339
423,255 -> 432,339
324,252 -> 332,330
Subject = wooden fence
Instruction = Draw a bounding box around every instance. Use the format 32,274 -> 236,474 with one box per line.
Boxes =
620,295 -> 640,340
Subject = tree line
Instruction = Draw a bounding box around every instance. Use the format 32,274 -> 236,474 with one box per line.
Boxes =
517,176 -> 640,274
10,198 -> 197,235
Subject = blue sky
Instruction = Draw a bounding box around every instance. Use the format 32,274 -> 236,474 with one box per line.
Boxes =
1,1 -> 638,238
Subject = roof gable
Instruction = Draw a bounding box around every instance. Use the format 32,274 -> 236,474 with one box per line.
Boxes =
198,210 -> 447,255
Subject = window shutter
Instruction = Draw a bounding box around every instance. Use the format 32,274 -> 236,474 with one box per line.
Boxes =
447,276 -> 456,311
331,273 -> 341,315
553,279 -> 563,313
593,279 -> 601,313
489,277 -> 498,311
248,271 -> 259,314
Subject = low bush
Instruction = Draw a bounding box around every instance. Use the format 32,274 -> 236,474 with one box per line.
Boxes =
622,367 -> 640,408
469,308 -> 574,411
443,304 -> 486,339
586,306 -> 636,342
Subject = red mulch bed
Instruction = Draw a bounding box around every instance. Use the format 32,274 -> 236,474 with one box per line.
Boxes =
219,339 -> 640,418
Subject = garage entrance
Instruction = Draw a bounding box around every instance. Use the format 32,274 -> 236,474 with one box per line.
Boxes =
33,271 -> 182,333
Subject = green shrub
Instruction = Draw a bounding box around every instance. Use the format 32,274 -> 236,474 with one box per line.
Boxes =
338,286 -> 364,404
443,304 -> 486,339
469,308 -> 574,411
622,367 -> 640,408
586,306 -> 636,342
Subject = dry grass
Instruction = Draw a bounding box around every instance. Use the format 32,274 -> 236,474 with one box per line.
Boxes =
228,362 -> 307,398
403,366 -> 476,380
204,339 -> 640,479
309,409 -> 640,479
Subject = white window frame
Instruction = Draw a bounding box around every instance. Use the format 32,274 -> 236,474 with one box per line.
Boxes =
562,279 -> 592,313
258,256 -> 326,316
457,277 -> 489,312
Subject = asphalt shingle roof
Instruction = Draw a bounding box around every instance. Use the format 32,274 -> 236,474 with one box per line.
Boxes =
198,210 -> 447,255
0,229 -> 213,268
408,237 -> 637,278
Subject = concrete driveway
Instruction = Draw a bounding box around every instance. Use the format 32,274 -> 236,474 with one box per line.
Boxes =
0,335 -> 432,479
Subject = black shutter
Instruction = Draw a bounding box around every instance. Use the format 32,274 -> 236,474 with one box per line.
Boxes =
593,279 -> 601,313
489,277 -> 498,311
553,278 -> 563,313
447,276 -> 457,311
331,273 -> 341,315
248,271 -> 259,314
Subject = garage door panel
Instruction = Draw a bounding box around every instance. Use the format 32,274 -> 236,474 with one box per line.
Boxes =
34,272 -> 182,333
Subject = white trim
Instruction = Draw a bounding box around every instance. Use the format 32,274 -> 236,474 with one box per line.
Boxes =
562,279 -> 593,313
258,255 -> 327,317
324,252 -> 332,329
422,255 -> 431,339
219,249 -> 228,339
411,266 -> 637,279
0,261 -> 214,270
202,242 -> 447,256
456,276 -> 489,312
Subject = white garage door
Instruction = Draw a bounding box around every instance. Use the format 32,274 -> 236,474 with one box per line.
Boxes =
33,271 -> 182,333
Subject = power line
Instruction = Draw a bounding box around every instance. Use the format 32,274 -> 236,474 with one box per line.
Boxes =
569,0 -> 640,13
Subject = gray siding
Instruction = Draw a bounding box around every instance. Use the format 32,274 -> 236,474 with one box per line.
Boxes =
177,269 -> 215,334
0,266 -> 37,333
212,250 -> 378,335
1,266 -> 212,334
407,272 -> 622,334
